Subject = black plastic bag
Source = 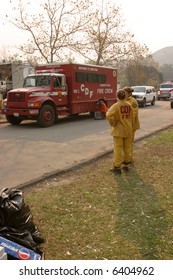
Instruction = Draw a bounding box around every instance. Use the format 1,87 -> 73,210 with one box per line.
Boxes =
0,188 -> 44,252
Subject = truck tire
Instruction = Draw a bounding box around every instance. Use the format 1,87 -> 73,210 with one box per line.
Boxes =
94,111 -> 104,120
37,104 -> 55,127
141,98 -> 146,108
6,115 -> 22,125
171,102 -> 173,109
151,97 -> 155,106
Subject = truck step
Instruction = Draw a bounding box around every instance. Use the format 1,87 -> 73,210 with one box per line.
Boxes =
57,106 -> 69,116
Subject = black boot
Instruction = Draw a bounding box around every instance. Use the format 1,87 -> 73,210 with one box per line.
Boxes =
110,167 -> 122,174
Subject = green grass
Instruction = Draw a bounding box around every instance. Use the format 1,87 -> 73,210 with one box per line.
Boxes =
24,128 -> 173,260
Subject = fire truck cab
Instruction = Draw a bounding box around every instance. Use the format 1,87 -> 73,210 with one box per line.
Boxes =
1,63 -> 117,127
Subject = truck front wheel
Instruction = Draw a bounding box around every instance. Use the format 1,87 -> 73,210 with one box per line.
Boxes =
37,104 -> 55,127
171,102 -> 173,109
6,115 -> 23,125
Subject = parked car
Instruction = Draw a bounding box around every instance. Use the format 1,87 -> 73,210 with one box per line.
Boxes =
131,86 -> 157,107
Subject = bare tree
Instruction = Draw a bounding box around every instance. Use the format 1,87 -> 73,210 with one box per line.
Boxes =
7,0 -> 92,63
0,46 -> 11,63
7,0 -> 151,69
71,1 -> 144,66
120,43 -> 162,87
0,45 -> 25,64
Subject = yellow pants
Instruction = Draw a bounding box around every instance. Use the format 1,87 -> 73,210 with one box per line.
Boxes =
113,136 -> 132,168
130,131 -> 135,162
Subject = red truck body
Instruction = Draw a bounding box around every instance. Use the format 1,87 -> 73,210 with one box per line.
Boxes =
0,63 -> 117,127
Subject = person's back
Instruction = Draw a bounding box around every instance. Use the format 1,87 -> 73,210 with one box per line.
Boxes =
106,89 -> 133,174
126,95 -> 140,131
106,97 -> 133,138
124,86 -> 140,163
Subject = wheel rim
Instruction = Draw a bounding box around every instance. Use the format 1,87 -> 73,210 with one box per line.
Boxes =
43,109 -> 52,122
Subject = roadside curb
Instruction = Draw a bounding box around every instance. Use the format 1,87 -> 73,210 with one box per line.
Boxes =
18,123 -> 173,192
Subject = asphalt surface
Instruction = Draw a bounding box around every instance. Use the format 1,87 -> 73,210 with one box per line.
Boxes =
0,101 -> 173,191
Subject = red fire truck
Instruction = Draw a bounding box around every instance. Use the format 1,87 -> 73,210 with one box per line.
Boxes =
0,63 -> 117,127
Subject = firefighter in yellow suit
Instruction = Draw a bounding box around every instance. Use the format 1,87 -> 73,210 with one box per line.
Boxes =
106,89 -> 133,174
123,86 -> 140,162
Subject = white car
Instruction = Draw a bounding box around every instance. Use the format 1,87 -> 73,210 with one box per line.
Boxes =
131,86 -> 157,107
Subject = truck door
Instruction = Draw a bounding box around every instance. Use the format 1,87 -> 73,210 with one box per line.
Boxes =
52,76 -> 68,106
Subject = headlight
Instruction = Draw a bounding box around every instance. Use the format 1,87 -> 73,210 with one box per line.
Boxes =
28,102 -> 40,107
2,99 -> 7,108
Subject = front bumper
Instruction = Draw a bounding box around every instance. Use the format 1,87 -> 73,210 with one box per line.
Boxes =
135,98 -> 144,104
158,94 -> 170,99
1,108 -> 39,116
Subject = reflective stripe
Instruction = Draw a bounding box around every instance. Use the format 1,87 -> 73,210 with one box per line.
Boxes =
30,91 -> 67,97
52,91 -> 68,96
30,92 -> 50,96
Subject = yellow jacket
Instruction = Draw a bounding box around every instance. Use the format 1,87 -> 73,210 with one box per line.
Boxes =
106,99 -> 133,138
126,96 -> 140,131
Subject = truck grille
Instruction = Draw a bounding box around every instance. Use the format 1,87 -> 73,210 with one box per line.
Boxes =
8,92 -> 25,102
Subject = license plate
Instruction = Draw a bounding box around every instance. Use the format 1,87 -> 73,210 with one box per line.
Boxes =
29,109 -> 39,114
14,113 -> 19,117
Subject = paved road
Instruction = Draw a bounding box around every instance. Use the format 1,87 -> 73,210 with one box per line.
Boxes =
0,101 -> 173,190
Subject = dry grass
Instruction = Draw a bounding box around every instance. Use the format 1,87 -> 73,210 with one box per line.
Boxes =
24,128 -> 173,260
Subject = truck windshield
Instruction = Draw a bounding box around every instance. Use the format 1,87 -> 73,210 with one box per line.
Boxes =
24,75 -> 51,87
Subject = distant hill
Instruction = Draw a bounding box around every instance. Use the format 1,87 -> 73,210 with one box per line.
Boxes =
153,46 -> 173,66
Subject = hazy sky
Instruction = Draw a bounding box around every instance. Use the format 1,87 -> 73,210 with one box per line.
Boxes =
0,0 -> 173,54
115,0 -> 173,52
